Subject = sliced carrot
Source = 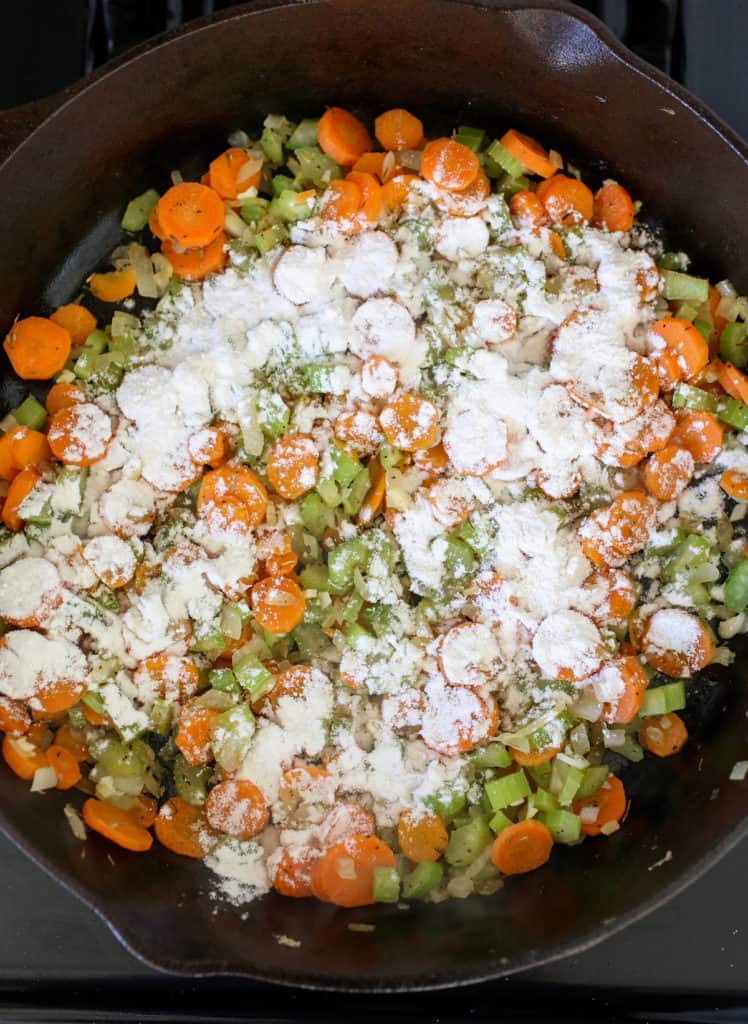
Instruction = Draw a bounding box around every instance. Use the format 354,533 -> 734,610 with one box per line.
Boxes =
589,569 -> 636,626
657,349 -> 682,391
540,174 -> 594,226
156,182 -> 225,249
46,382 -> 84,416
534,174 -> 557,203
2,735 -> 47,780
631,355 -> 660,408
716,360 -> 748,404
499,129 -> 556,178
31,679 -> 87,716
205,778 -> 269,839
433,170 -> 490,217
53,723 -> 88,762
510,745 -> 560,767
639,712 -> 688,757
650,317 -> 709,382
48,405 -> 111,467
88,269 -> 137,303
600,656 -> 649,724
720,468 -> 748,501
593,182 -> 634,232
509,189 -> 547,228
669,410 -> 723,463
272,846 -> 320,898
375,108 -> 424,151
82,703 -> 110,727
319,802 -> 376,847
381,173 -> 418,211
352,152 -> 387,179
208,147 -> 261,200
188,425 -> 228,469
50,304 -> 97,348
573,776 -> 626,836
155,797 -> 213,858
45,744 -> 82,790
397,809 -> 448,863
82,798 -> 153,852
136,653 -> 200,703
357,455 -> 386,526
0,696 -> 30,737
413,441 -> 450,477
3,317 -> 71,380
265,547 -> 298,580
175,704 -> 221,765
197,465 -> 267,527
641,611 -> 712,677
266,434 -> 319,500
345,170 -> 383,226
2,466 -> 41,531
421,138 -> 480,192
333,408 -> 381,456
317,107 -> 372,167
642,444 -> 694,501
251,575 -> 306,635
11,427 -> 51,471
549,230 -> 566,260
162,232 -> 228,281
578,490 -> 656,566
490,819 -> 554,875
311,833 -> 396,907
380,393 -> 440,451
148,205 -> 166,241
708,284 -> 730,336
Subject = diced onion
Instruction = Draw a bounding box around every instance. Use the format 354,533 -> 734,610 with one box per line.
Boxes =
600,820 -> 620,836
129,242 -> 159,300
335,856 -> 357,880
579,806 -> 599,824
31,766 -> 58,792
716,279 -> 737,297
64,803 -> 87,840
729,761 -> 748,781
220,603 -> 243,641
717,294 -> 740,321
170,169 -> 184,185
228,129 -> 251,148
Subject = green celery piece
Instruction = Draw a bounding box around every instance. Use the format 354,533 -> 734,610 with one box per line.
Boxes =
209,668 -> 239,694
486,139 -> 525,178
445,817 -> 491,867
661,269 -> 709,303
293,146 -> 342,188
472,742 -> 513,769
675,301 -> 699,322
693,318 -> 713,344
149,698 -> 172,736
84,329 -> 108,355
73,348 -> 97,380
234,654 -> 274,701
298,363 -> 346,394
575,765 -> 609,800
527,761 -> 553,790
671,383 -> 719,413
540,809 -> 582,844
328,537 -> 368,588
173,754 -> 211,806
269,189 -> 314,224
191,628 -> 225,654
556,764 -> 584,806
121,188 -> 160,232
425,789 -> 466,822
240,198 -> 268,224
498,173 -> 531,198
343,621 -> 373,651
640,681 -> 686,717
488,809 -> 513,834
717,396 -> 748,430
331,445 -> 363,487
454,125 -> 485,152
299,492 -> 335,539
658,251 -> 686,271
255,223 -> 288,255
96,739 -> 145,780
402,860 -> 443,899
316,476 -> 341,508
342,467 -> 371,516
211,704 -> 256,772
82,691 -> 106,715
360,602 -> 395,638
12,395 -> 47,430
372,865 -> 400,903
441,535 -> 475,591
271,174 -> 299,197
485,769 -> 530,811
720,321 -> 748,369
287,118 -> 319,150
341,591 -> 364,624
379,440 -> 402,469
619,735 -> 645,762
291,622 -> 332,658
724,560 -> 748,612
257,389 -> 289,438
533,787 -> 560,813
662,534 -> 713,582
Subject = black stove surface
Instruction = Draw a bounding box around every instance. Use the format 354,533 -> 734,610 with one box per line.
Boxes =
1,2 -> 748,1020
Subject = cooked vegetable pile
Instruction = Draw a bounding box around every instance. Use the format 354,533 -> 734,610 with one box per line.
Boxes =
0,106 -> 747,906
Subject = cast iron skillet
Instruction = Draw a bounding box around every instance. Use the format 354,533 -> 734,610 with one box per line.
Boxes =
0,0 -> 746,991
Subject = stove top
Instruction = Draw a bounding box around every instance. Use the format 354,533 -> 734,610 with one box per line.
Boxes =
1,2 -> 747,1019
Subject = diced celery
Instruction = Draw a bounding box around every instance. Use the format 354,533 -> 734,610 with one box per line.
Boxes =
619,735 -> 645,762
341,591 -> 364,624
640,681 -> 686,717
662,534 -> 713,582
191,628 -> 225,654
540,809 -> 581,844
724,559 -> 748,612
661,269 -> 709,304
379,440 -> 402,470
372,865 -> 400,903
292,621 -> 332,658
445,817 -> 492,867
498,173 -> 530,198
73,348 -> 97,380
486,139 -> 525,178
260,122 -> 287,166
441,536 -> 475,591
257,389 -> 289,438
271,174 -> 299,197
255,223 -> 288,255
671,383 -> 719,413
533,787 -> 560,813
575,764 -> 609,800
343,621 -> 373,651
96,739 -> 145,780
331,445 -> 364,487
693,319 -> 713,343
121,188 -> 160,232
720,321 -> 748,368
299,363 -> 347,394
234,654 -> 274,701
454,125 -> 485,152
211,704 -> 256,772
472,742 -> 513,769
360,602 -> 395,637
174,754 -> 211,806
402,860 -> 443,899
485,769 -> 530,811
84,329 -> 109,355
717,395 -> 748,431
12,395 -> 47,430
328,538 -> 368,589
293,146 -> 342,188
209,668 -> 239,694
488,809 -> 513,834
556,765 -> 584,806
675,301 -> 699,322
658,251 -> 686,271
300,492 -> 335,539
287,118 -> 319,150
149,698 -> 172,736
240,198 -> 268,224
86,352 -> 126,396
342,467 -> 371,516
298,562 -> 332,592
426,789 -> 466,822
527,761 -> 553,790
82,691 -> 106,715
269,189 -> 314,224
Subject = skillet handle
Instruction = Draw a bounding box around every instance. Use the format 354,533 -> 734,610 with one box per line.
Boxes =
0,92 -> 69,164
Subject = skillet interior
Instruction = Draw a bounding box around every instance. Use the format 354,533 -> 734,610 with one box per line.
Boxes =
0,0 -> 747,990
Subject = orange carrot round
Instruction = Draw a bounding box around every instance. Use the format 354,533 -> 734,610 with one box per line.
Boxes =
510,745 -> 560,767
573,776 -> 626,836
490,819 -> 554,875
321,178 -> 363,229
82,798 -> 153,852
641,610 -> 712,677
48,404 -> 111,467
311,833 -> 396,907
499,129 -> 556,178
317,107 -> 372,167
0,696 -> 30,737
155,797 -> 213,858
720,468 -> 748,501
397,809 -> 448,863
53,723 -> 88,762
541,174 -> 594,226
380,393 -> 440,451
46,382 -> 84,416
509,189 -> 548,228
2,735 -> 47,779
421,138 -> 480,192
669,410 -> 723,463
197,465 -> 267,527
650,317 -> 709,382
209,147 -> 261,200
352,152 -> 388,180
205,779 -> 269,840
156,182 -> 225,249
374,108 -> 424,152
272,846 -> 320,898
639,712 -> 688,757
716,360 -> 748,404
600,656 -> 649,724
45,744 -> 82,790
31,679 -> 87,716
88,269 -> 137,303
175,704 -> 220,765
642,444 -> 694,501
251,575 -> 306,635
593,182 -> 635,232
2,467 -> 41,531
50,304 -> 97,347
381,173 -> 418,211
4,317 -> 71,380
266,434 -> 319,500
162,232 -> 227,281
